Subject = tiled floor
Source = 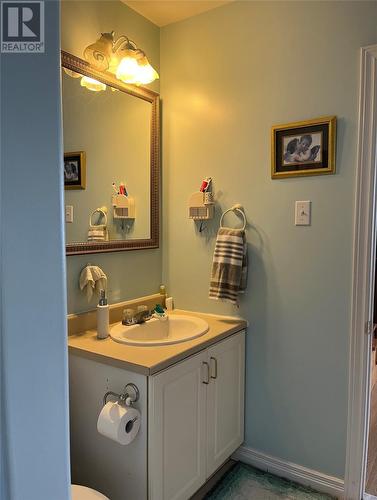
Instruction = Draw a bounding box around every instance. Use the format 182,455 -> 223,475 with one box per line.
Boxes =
204,463 -> 334,500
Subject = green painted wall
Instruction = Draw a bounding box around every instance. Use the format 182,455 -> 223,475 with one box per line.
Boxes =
160,1 -> 377,478
61,1 -> 161,313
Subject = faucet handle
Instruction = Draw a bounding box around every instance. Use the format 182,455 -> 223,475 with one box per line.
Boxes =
135,307 -> 151,322
137,305 -> 151,320
122,308 -> 135,325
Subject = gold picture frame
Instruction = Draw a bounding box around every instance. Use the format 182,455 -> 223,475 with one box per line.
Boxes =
271,116 -> 336,179
64,151 -> 86,190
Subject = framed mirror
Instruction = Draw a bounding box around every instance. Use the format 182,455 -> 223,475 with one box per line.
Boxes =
61,51 -> 160,255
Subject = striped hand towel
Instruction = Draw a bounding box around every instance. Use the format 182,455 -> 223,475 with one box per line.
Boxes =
209,227 -> 248,305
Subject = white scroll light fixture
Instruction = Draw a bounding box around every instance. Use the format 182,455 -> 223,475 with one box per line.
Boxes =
65,31 -> 159,92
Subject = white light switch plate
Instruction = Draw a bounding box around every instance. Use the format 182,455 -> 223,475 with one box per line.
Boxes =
295,201 -> 311,226
65,205 -> 74,223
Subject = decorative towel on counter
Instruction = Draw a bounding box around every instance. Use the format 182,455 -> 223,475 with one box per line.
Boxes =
79,265 -> 107,301
209,228 -> 248,305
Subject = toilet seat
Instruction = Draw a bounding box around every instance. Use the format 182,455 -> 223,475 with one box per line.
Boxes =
71,484 -> 109,500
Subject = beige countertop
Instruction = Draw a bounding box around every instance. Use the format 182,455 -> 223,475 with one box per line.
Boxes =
68,309 -> 247,375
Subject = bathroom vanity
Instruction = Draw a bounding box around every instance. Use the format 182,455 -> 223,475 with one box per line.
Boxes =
68,299 -> 246,500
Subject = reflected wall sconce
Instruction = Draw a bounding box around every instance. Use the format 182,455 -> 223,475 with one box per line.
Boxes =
65,31 -> 159,92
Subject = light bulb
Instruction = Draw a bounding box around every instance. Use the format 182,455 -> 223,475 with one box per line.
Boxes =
115,51 -> 159,85
80,76 -> 106,92
135,61 -> 159,85
132,55 -> 159,85
116,56 -> 140,83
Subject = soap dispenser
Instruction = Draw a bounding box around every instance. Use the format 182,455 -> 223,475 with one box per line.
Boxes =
97,289 -> 109,339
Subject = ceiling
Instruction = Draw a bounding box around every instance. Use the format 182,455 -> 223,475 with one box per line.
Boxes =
122,1 -> 233,27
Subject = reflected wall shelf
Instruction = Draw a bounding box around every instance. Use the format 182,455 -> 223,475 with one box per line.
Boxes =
112,195 -> 135,219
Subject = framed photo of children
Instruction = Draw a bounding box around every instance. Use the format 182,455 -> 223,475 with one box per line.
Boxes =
64,151 -> 86,189
271,116 -> 336,179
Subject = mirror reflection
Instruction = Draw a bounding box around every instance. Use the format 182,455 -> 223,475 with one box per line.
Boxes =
62,67 -> 153,246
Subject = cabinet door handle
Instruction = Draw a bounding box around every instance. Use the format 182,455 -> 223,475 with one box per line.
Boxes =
202,362 -> 210,384
210,357 -> 218,379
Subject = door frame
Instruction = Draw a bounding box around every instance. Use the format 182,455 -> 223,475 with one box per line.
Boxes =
345,45 -> 377,500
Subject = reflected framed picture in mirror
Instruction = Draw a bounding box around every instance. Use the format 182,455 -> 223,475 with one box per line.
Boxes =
64,151 -> 86,189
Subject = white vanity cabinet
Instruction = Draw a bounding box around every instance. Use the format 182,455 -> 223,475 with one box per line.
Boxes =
69,327 -> 245,500
148,330 -> 245,500
206,332 -> 245,476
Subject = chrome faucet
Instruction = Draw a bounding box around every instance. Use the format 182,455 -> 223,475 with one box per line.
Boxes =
133,309 -> 151,324
122,306 -> 151,326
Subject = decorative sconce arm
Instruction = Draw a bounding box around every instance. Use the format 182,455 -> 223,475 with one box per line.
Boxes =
112,35 -> 130,53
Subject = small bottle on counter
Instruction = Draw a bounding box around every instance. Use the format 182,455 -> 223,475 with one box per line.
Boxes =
159,284 -> 167,307
97,289 -> 109,339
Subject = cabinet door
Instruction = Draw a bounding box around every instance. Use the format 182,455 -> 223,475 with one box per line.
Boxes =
148,351 -> 208,500
206,331 -> 245,477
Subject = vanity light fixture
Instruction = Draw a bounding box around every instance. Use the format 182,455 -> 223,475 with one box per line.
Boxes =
66,31 -> 159,91
80,76 -> 106,92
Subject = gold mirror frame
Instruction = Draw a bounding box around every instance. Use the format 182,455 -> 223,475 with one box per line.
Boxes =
61,50 -> 160,256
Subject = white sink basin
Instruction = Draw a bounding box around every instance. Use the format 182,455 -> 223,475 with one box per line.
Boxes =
110,314 -> 209,346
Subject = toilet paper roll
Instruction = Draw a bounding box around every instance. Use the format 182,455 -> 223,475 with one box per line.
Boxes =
97,402 -> 140,445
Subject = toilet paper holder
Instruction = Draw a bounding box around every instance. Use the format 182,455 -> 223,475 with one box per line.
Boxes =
103,383 -> 139,407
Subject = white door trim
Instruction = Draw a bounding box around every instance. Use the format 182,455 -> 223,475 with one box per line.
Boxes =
345,44 -> 377,500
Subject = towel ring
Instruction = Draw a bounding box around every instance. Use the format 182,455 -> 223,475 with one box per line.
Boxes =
89,207 -> 108,228
220,204 -> 247,230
